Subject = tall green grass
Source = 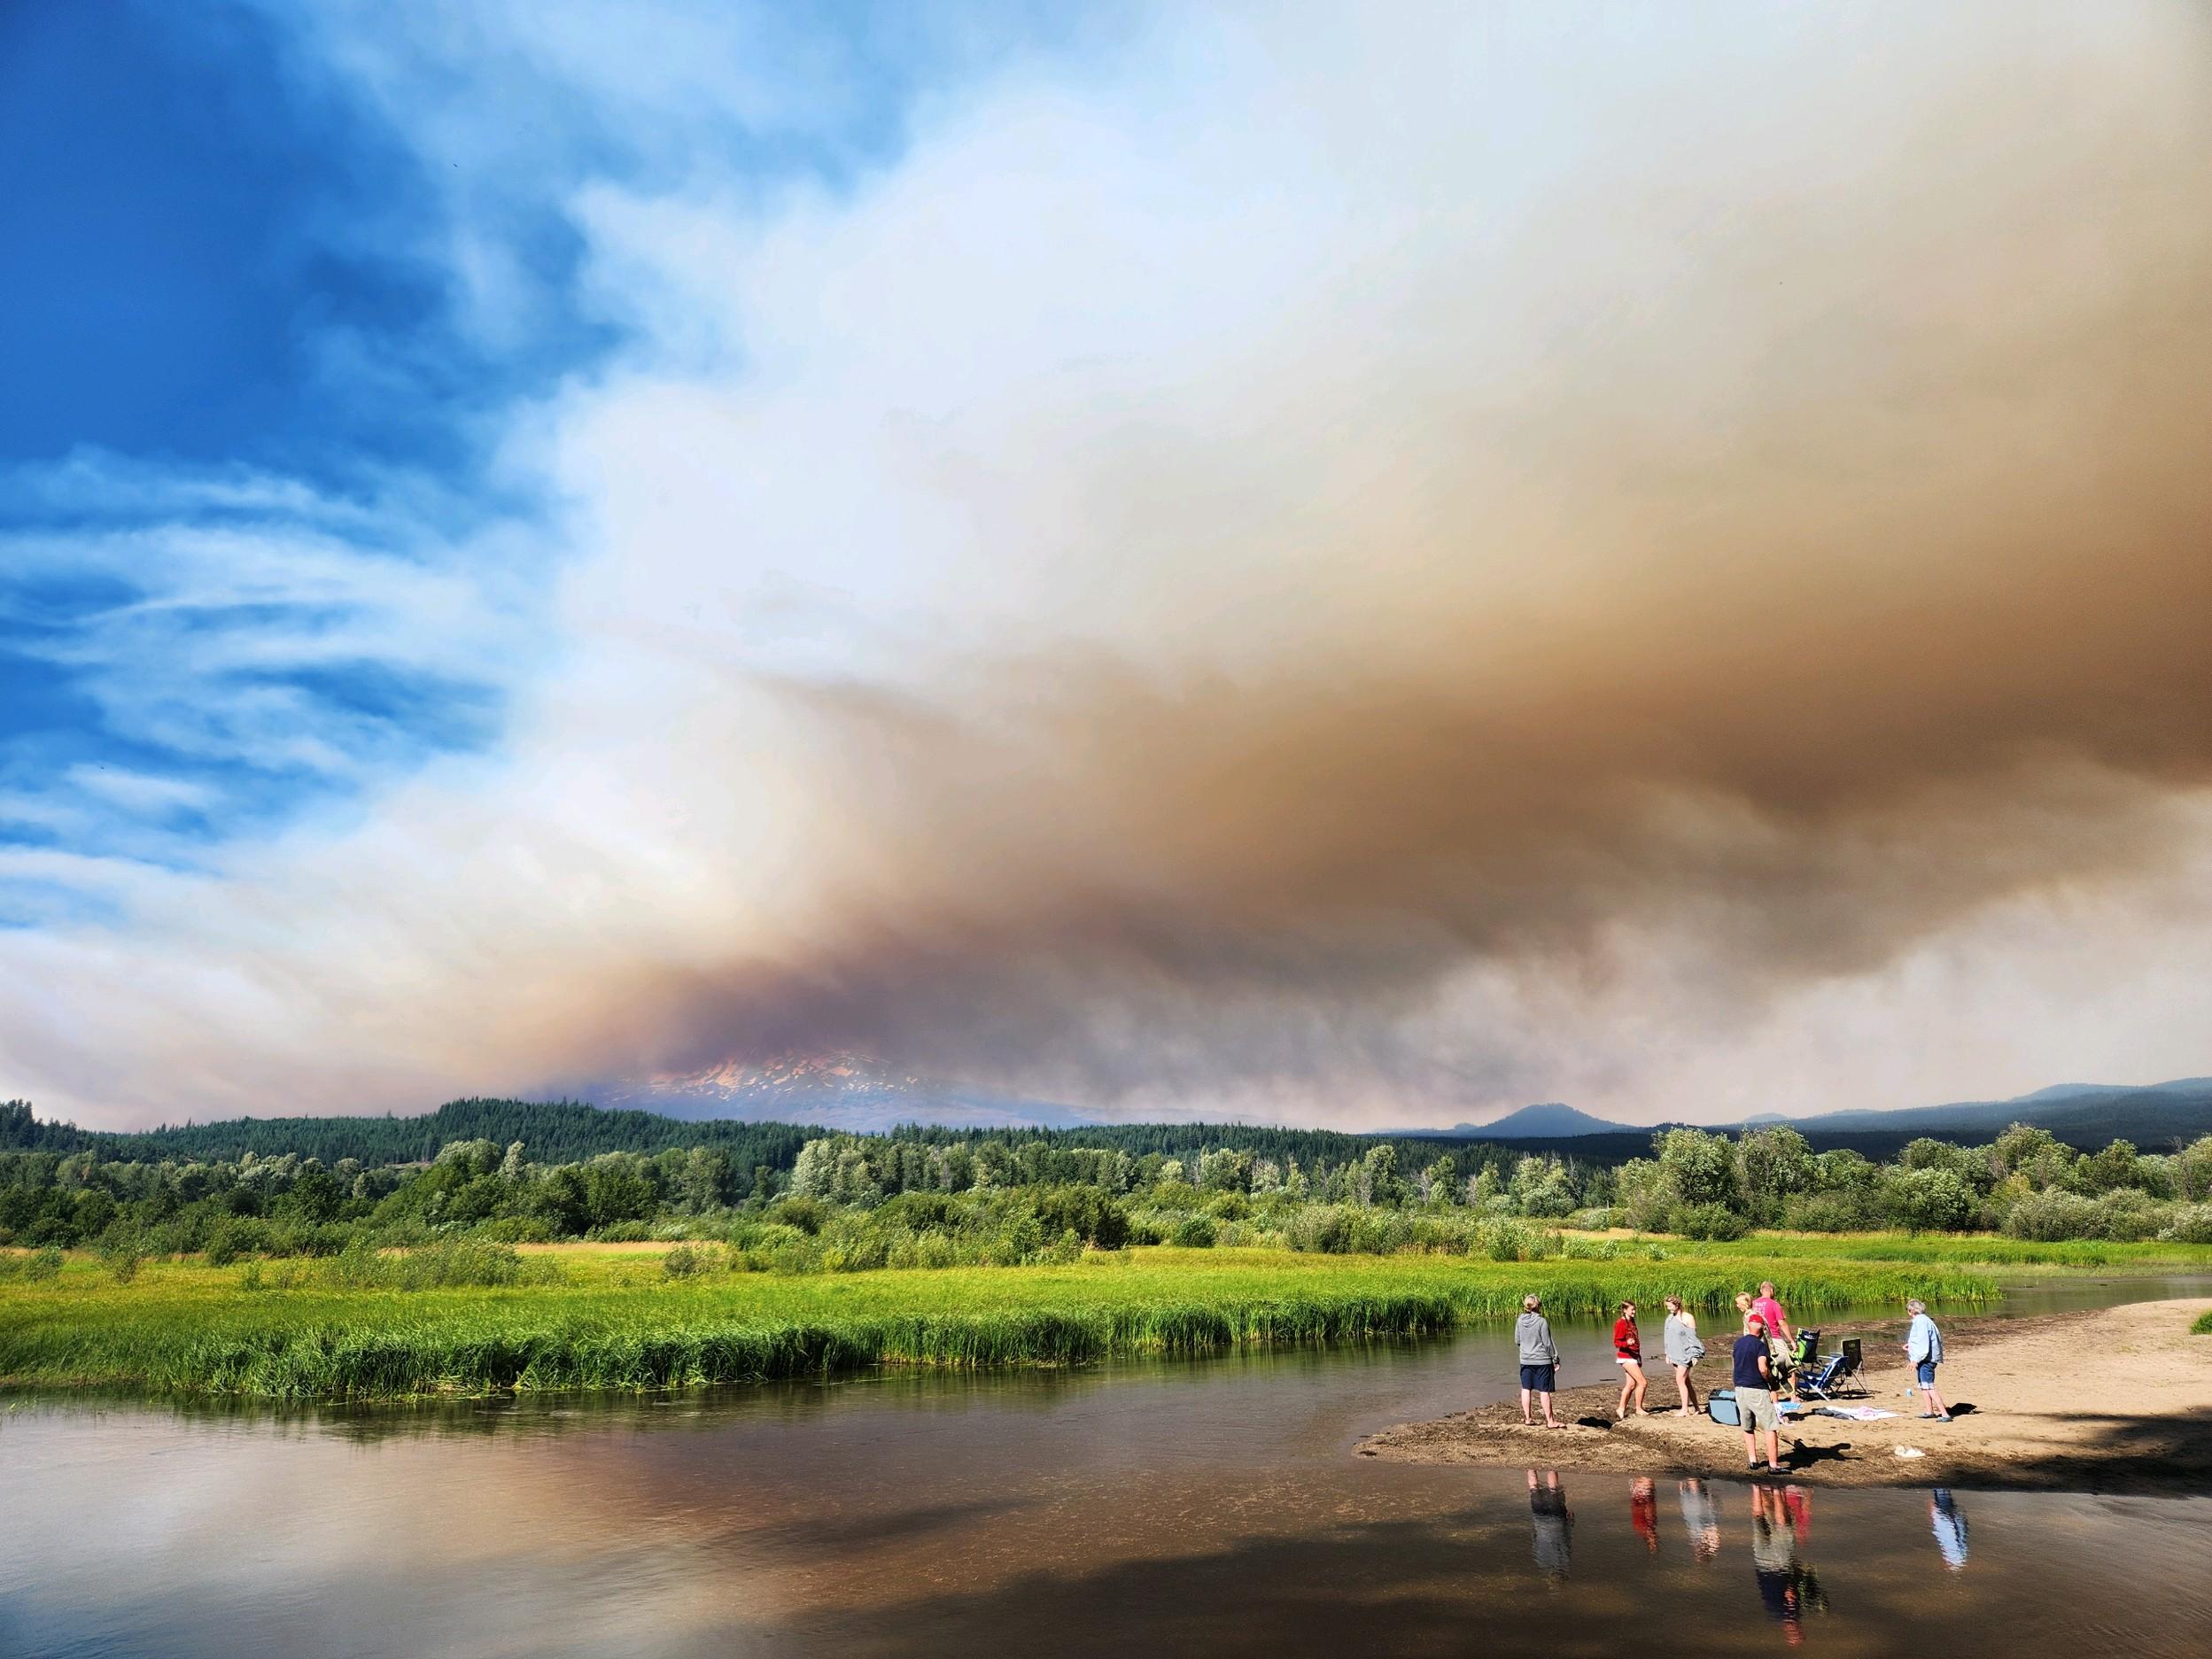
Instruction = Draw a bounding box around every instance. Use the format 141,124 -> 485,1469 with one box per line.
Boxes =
0,1244 -> 2000,1400
1670,1233 -> 2212,1269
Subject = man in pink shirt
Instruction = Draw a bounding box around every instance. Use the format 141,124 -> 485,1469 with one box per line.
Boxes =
1751,1281 -> 1795,1347
1752,1280 -> 1799,1395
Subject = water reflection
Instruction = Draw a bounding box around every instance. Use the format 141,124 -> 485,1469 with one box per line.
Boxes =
4,1275 -> 2211,1657
1631,1476 -> 1659,1554
1748,1485 -> 1828,1644
1931,1488 -> 1970,1570
1527,1469 -> 1573,1580
1679,1477 -> 1722,1562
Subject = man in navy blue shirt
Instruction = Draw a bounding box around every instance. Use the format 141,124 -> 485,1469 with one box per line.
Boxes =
1733,1314 -> 1785,1474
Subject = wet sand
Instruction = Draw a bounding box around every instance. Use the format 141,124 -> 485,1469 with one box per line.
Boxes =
1356,1297 -> 2212,1492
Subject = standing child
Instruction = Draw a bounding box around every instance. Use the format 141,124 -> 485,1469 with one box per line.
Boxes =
1516,1294 -> 1564,1428
1614,1300 -> 1650,1418
1905,1298 -> 1952,1422
1663,1294 -> 1705,1416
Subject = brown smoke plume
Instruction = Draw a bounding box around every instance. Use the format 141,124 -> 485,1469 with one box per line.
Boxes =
587,19 -> 2212,1103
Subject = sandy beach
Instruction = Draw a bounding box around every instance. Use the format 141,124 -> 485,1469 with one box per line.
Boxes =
1356,1297 -> 2212,1492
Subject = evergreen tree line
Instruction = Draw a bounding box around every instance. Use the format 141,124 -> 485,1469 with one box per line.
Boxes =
0,1098 -> 812,1168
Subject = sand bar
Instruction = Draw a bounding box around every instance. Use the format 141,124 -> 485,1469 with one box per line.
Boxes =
1356,1297 -> 2212,1492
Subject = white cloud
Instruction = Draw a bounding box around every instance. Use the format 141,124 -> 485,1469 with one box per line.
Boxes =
6,2 -> 2212,1128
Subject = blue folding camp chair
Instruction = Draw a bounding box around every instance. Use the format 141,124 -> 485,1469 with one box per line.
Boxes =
1795,1337 -> 1866,1400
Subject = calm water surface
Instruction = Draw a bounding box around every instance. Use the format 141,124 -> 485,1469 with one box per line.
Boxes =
6,1277 -> 2211,1657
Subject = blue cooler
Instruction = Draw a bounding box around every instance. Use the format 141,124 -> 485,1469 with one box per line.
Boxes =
1706,1389 -> 1741,1427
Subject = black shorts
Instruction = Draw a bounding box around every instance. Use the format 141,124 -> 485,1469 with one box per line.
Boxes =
1520,1363 -> 1556,1392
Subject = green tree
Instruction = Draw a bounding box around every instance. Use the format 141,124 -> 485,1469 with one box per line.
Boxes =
287,1163 -> 342,1225
1735,1127 -> 1814,1221
1886,1167 -> 1975,1232
1655,1128 -> 1739,1210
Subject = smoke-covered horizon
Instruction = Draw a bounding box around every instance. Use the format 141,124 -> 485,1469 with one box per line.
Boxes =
6,4 -> 2212,1130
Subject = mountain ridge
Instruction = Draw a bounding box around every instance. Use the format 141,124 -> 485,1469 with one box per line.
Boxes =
581,1051 -> 1108,1132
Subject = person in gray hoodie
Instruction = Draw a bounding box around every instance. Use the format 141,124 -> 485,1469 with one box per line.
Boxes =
1517,1293 -> 1564,1427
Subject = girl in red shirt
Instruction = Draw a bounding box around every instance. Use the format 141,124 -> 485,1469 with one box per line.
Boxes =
1614,1300 -> 1650,1418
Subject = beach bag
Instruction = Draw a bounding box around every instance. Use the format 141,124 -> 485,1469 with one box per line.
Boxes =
1706,1389 -> 1741,1427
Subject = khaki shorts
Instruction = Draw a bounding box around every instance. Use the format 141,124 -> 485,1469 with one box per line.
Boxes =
1735,1385 -> 1780,1431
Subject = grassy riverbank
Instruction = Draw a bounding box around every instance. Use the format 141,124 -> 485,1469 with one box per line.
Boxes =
0,1240 -> 2031,1399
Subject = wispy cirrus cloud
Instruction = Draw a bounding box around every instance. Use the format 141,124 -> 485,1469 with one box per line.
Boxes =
0,454 -> 541,913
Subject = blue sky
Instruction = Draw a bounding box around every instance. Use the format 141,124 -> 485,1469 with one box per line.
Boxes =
1,2 -> 567,914
0,0 -> 974,921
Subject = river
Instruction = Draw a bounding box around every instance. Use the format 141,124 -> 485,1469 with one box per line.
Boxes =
6,1275 -> 2211,1656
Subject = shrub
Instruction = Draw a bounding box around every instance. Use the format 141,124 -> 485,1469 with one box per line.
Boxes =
663,1243 -> 720,1279
474,1215 -> 556,1244
1169,1213 -> 1217,1249
1671,1203 -> 1750,1242
1031,1186 -> 1133,1249
204,1217 -> 261,1267
2004,1189 -> 2105,1241
766,1197 -> 830,1236
590,1221 -> 655,1243
2094,1190 -> 2164,1243
1884,1167 -> 1976,1233
822,1220 -> 893,1273
322,1236 -> 556,1291
1285,1205 -> 1354,1253
1781,1190 -> 1877,1233
0,1245 -> 65,1283
1124,1213 -> 1170,1246
97,1229 -> 145,1284
1478,1219 -> 1532,1261
1566,1207 -> 1618,1231
2159,1204 -> 2212,1244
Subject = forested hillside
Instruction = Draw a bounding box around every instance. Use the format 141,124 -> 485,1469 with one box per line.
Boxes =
0,1099 -> 815,1170
1,1098 -> 1523,1175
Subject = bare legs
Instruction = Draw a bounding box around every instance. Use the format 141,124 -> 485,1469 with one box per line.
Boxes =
1521,1385 -> 1561,1428
1742,1413 -> 1782,1471
1915,1372 -> 1952,1421
1617,1361 -> 1649,1418
1673,1362 -> 1698,1416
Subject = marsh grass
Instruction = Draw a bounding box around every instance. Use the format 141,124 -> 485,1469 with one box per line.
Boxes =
1651,1233 -> 2212,1269
0,1241 -> 2016,1400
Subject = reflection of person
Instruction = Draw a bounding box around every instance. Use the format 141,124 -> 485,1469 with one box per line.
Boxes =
1663,1295 -> 1705,1416
1905,1299 -> 1952,1422
1678,1477 -> 1721,1562
1929,1488 -> 1968,1570
1631,1477 -> 1659,1553
1614,1301 -> 1651,1418
1527,1469 -> 1573,1580
1517,1294 -> 1564,1428
1733,1314 -> 1785,1475
1749,1485 -> 1826,1645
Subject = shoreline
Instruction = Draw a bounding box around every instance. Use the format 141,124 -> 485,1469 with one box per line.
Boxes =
1355,1298 -> 2212,1492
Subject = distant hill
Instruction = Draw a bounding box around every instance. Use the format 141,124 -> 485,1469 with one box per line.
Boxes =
1742,1077 -> 2212,1151
581,1052 -> 1106,1132
0,1097 -> 825,1167
1448,1103 -> 1639,1139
